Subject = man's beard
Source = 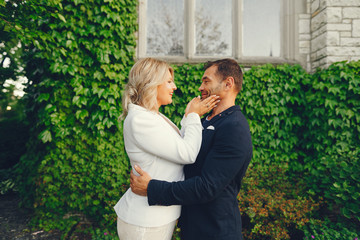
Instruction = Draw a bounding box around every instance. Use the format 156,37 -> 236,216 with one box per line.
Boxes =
201,82 -> 223,100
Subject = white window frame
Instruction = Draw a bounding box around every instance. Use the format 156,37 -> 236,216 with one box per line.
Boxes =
138,0 -> 305,66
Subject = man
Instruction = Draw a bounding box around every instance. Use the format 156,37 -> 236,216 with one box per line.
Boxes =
130,58 -> 253,240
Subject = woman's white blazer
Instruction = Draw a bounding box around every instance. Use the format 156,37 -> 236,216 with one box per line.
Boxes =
114,103 -> 202,227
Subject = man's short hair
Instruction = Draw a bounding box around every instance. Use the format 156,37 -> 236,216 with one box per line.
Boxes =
204,58 -> 243,92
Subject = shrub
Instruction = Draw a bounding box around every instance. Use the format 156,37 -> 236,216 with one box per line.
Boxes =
238,165 -> 321,240
303,60 -> 360,221
302,218 -> 359,240
312,151 -> 360,221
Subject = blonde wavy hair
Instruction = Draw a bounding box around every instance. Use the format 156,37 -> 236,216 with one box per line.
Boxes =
121,58 -> 174,118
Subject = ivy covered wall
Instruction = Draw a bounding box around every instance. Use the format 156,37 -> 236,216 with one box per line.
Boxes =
4,0 -> 138,234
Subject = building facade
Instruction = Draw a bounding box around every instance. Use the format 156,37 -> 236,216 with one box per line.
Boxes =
137,0 -> 360,72
300,0 -> 360,72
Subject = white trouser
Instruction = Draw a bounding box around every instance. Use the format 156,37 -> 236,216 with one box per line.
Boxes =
117,218 -> 176,240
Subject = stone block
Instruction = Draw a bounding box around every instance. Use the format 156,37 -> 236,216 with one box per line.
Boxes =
311,52 -> 318,62
341,37 -> 360,46
299,14 -> 311,19
327,31 -> 340,45
312,32 -> 327,51
319,57 -> 328,65
312,25 -> 327,39
350,56 -> 360,61
300,41 -> 310,48
327,46 -> 360,55
311,0 -> 321,14
327,7 -> 342,23
311,9 -> 327,32
327,56 -> 351,64
327,0 -> 360,7
312,61 -> 320,69
306,2 -> 311,14
353,19 -> 360,37
343,7 -> 360,18
340,31 -> 352,37
327,23 -> 352,31
317,46 -> 328,58
300,47 -> 310,54
299,34 -> 311,41
299,19 -> 311,33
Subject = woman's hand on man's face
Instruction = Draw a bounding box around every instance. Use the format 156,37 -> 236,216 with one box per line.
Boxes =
185,95 -> 220,117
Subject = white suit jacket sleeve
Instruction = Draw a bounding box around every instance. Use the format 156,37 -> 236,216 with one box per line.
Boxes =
127,112 -> 202,165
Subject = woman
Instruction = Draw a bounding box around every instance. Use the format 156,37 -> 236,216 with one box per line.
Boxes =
114,58 -> 218,240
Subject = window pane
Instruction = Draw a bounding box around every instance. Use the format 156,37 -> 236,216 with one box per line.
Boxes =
243,0 -> 281,57
146,0 -> 184,56
195,0 -> 232,56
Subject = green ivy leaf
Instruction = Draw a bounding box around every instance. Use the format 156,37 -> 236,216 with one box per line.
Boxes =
57,13 -> 66,22
76,110 -> 89,120
38,93 -> 50,102
39,130 -> 52,143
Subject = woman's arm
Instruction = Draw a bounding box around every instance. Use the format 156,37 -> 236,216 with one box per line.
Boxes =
128,111 -> 202,165
128,96 -> 219,165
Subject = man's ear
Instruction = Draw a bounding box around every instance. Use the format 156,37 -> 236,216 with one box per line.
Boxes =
225,77 -> 235,90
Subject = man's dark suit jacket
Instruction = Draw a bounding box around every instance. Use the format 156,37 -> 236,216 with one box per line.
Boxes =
147,105 -> 253,240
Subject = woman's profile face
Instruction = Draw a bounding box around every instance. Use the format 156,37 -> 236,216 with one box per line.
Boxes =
157,70 -> 177,107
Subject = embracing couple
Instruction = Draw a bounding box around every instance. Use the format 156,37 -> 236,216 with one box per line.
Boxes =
114,58 -> 253,240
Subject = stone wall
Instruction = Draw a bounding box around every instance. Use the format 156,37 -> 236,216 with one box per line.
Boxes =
298,2 -> 312,71
305,0 -> 360,72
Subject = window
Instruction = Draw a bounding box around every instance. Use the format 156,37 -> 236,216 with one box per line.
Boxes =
138,0 -> 302,64
242,0 -> 281,57
194,0 -> 232,56
145,0 -> 185,56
